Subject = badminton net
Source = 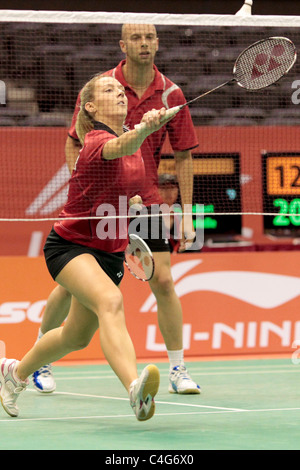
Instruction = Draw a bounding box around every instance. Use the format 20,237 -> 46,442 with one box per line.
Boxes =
0,10 -> 300,241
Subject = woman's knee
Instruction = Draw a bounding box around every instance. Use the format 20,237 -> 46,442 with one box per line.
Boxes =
95,289 -> 124,319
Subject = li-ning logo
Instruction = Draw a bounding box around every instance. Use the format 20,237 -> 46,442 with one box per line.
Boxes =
251,44 -> 285,80
140,260 -> 300,313
0,80 -> 6,105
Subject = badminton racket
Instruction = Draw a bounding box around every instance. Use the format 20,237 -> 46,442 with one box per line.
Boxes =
125,233 -> 155,281
135,36 -> 297,130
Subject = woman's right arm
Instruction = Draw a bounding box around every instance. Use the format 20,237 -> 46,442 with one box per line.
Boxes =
102,108 -> 170,161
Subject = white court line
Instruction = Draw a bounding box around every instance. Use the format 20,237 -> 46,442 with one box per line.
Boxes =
53,363 -> 296,376
1,407 -> 300,424
25,388 -> 246,411
50,368 -> 300,381
1,364 -> 297,424
185,369 -> 300,377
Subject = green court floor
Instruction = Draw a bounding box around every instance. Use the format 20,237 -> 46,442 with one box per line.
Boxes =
1,358 -> 300,450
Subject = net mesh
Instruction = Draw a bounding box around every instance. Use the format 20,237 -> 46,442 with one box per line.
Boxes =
1,11 -> 300,246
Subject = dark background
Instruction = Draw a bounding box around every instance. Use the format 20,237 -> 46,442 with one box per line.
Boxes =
0,0 -> 300,15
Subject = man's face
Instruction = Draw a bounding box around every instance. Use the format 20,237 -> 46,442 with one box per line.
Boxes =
120,24 -> 159,65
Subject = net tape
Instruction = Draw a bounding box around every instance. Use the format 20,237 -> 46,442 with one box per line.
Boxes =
1,10 -> 300,26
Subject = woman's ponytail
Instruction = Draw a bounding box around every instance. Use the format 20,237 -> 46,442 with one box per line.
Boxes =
75,107 -> 94,146
75,74 -> 104,145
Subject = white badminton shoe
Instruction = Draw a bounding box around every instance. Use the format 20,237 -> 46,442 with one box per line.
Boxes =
32,364 -> 56,393
0,358 -> 29,417
130,364 -> 160,421
168,365 -> 201,394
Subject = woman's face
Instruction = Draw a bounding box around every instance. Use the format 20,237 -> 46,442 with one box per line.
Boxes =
86,76 -> 128,122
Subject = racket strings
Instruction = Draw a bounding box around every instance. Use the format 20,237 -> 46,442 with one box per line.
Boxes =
183,38 -> 296,109
125,235 -> 154,281
234,38 -> 296,90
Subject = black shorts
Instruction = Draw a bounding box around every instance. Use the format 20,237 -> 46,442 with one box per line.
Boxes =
129,209 -> 171,253
43,228 -> 125,286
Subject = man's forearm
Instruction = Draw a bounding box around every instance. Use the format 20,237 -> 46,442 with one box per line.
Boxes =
174,150 -> 195,239
174,150 -> 193,208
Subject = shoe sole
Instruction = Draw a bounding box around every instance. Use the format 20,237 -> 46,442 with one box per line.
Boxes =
136,365 -> 160,421
32,383 -> 56,394
168,385 -> 201,394
0,360 -> 18,417
0,394 -> 18,417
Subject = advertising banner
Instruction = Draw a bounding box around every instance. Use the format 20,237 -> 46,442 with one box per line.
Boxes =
0,251 -> 299,361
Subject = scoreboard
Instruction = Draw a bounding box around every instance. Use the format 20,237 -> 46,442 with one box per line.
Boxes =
159,153 -> 242,239
262,152 -> 300,236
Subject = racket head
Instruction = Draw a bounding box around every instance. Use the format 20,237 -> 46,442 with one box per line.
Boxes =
125,233 -> 155,282
233,36 -> 297,90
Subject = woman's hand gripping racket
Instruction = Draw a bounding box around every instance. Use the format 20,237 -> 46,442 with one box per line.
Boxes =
135,36 -> 297,128
125,233 -> 155,282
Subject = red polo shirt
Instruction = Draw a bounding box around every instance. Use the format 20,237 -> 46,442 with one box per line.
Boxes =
55,122 -> 145,252
68,60 -> 198,206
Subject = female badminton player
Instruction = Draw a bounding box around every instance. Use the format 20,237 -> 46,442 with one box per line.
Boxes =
0,75 -> 171,422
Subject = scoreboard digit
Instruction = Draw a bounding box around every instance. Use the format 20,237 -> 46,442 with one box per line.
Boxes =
267,156 -> 300,195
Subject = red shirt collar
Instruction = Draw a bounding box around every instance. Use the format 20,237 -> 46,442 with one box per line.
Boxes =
113,60 -> 165,92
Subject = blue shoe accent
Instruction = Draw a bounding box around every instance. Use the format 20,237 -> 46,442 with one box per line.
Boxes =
32,365 -> 56,393
168,365 -> 201,394
32,371 -> 44,391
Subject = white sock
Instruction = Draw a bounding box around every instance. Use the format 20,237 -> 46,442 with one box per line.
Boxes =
167,349 -> 184,370
130,378 -> 138,388
34,328 -> 44,346
14,363 -> 28,385
36,328 -> 44,341
129,378 -> 139,396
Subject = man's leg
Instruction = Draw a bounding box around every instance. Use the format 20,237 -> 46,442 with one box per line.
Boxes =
149,251 -> 183,350
149,251 -> 200,394
32,285 -> 71,393
39,285 -> 71,335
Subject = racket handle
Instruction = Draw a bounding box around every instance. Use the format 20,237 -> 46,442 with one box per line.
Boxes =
134,105 -> 182,133
164,105 -> 182,119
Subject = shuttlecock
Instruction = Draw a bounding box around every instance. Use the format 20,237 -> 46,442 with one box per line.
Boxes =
235,0 -> 253,16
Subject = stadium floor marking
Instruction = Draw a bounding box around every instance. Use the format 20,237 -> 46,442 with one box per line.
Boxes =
50,367 -> 299,381
1,407 -> 300,424
1,361 -> 298,424
24,388 -> 247,411
54,362 -> 296,373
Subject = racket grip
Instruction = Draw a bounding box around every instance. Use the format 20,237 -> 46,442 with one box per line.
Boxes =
134,105 -> 182,133
164,105 -> 182,119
